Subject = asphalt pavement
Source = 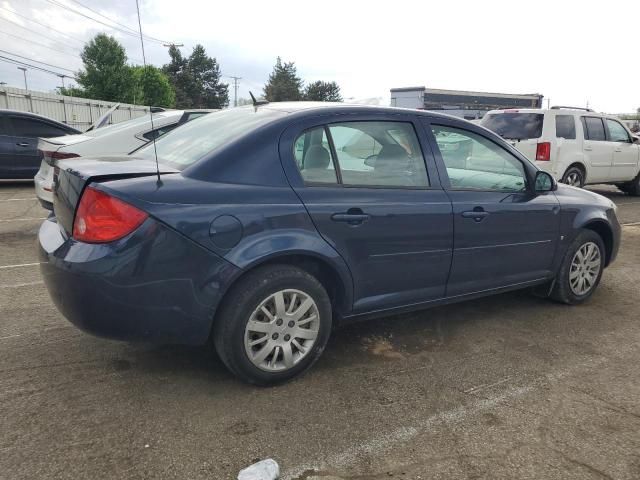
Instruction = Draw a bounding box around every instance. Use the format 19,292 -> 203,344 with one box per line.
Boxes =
1,182 -> 639,480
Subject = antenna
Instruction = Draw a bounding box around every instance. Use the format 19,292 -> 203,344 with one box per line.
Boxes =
249,91 -> 269,107
134,0 -> 162,185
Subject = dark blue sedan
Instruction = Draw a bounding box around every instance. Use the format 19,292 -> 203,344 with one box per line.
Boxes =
38,103 -> 621,385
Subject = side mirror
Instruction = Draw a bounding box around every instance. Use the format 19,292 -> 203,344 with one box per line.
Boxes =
364,155 -> 377,168
534,170 -> 557,193
632,135 -> 640,145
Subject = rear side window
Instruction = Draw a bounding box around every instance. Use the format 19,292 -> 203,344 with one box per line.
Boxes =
142,124 -> 178,141
293,121 -> 429,188
10,117 -> 69,138
555,115 -> 576,139
481,113 -> 543,140
582,117 -> 606,141
606,119 -> 630,143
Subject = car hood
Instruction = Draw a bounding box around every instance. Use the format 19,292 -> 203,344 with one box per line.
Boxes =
554,183 -> 616,209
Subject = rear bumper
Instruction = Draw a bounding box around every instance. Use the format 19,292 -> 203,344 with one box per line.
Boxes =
39,216 -> 240,345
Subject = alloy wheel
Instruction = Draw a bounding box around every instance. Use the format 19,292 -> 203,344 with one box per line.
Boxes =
244,289 -> 320,372
569,241 -> 601,296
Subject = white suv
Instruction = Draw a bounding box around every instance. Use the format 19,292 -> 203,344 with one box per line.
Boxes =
481,107 -> 640,194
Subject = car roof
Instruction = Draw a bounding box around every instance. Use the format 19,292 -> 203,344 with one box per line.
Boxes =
0,108 -> 79,128
252,101 -> 468,123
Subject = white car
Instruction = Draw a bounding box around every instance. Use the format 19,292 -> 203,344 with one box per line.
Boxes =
35,109 -> 213,208
481,107 -> 640,194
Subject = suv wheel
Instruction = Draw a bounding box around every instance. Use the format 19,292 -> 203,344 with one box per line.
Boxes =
551,230 -> 605,305
562,166 -> 585,188
620,173 -> 640,196
213,264 -> 332,385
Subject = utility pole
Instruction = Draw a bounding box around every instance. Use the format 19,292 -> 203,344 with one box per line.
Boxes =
228,76 -> 241,107
57,74 -> 66,90
17,67 -> 28,90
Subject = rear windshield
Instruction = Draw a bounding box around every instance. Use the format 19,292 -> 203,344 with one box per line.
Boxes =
137,106 -> 286,170
481,113 -> 544,140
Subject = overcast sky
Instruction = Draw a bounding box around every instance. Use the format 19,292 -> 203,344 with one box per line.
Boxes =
0,0 -> 638,112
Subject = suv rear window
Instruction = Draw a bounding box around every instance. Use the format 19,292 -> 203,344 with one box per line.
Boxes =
481,113 -> 543,140
555,115 -> 576,139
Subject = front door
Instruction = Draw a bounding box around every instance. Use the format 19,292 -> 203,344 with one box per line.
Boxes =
425,121 -> 561,297
280,116 -> 453,314
605,118 -> 639,181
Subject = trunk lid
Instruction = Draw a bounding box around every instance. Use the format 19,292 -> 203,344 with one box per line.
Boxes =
53,155 -> 179,235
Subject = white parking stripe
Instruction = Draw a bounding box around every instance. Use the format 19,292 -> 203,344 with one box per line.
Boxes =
0,281 -> 44,288
0,262 -> 42,270
0,334 -> 22,341
0,198 -> 37,202
0,217 -> 46,223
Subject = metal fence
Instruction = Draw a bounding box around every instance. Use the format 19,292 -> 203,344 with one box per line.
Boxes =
0,86 -> 151,131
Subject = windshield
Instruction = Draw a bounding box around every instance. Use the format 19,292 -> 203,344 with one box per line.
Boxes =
481,113 -> 544,140
137,106 -> 286,170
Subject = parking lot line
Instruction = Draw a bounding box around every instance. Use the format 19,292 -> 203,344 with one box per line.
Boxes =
0,198 -> 38,202
0,262 -> 42,270
0,281 -> 44,288
0,217 -> 47,223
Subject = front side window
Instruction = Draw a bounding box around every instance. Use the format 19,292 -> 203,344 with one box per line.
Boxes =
431,125 -> 527,192
555,115 -> 576,139
606,119 -> 630,143
582,117 -> 606,141
328,122 -> 429,187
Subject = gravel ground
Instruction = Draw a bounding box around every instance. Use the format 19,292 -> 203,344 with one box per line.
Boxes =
1,182 -> 639,480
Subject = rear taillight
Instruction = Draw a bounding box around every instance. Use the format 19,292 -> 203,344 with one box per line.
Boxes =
73,187 -> 148,243
40,150 -> 80,165
535,142 -> 551,161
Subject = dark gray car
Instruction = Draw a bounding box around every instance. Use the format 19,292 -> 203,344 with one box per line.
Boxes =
0,110 -> 79,179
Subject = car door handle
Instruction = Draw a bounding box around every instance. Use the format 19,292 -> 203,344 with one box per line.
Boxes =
16,142 -> 29,147
331,211 -> 370,225
614,148 -> 622,152
462,210 -> 490,221
584,146 -> 593,151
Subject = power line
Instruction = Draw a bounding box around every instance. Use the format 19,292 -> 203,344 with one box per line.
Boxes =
0,5 -> 85,46
43,0 -> 170,45
0,16 -> 84,53
66,0 -> 169,44
0,55 -> 77,80
0,49 -> 76,73
0,30 -> 82,59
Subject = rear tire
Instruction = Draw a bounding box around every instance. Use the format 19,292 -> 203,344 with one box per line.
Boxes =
551,230 -> 605,305
562,166 -> 585,188
213,264 -> 332,386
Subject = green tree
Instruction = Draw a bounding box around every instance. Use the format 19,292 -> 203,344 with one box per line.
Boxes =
75,34 -> 135,103
304,81 -> 342,102
131,65 -> 175,108
263,57 -> 303,102
162,45 -> 194,108
163,44 -> 229,109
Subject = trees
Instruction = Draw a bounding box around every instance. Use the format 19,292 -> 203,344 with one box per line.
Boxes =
131,66 -> 175,108
75,34 -> 136,103
163,44 -> 229,109
304,81 -> 342,102
263,57 -> 303,102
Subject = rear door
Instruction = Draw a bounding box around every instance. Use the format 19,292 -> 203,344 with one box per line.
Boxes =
8,115 -> 72,178
604,118 -> 639,181
0,115 -> 17,178
581,116 -> 612,182
280,113 -> 453,314
424,119 -> 560,296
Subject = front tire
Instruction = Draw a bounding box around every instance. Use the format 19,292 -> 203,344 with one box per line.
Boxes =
213,264 -> 332,386
551,230 -> 605,305
562,166 -> 585,188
